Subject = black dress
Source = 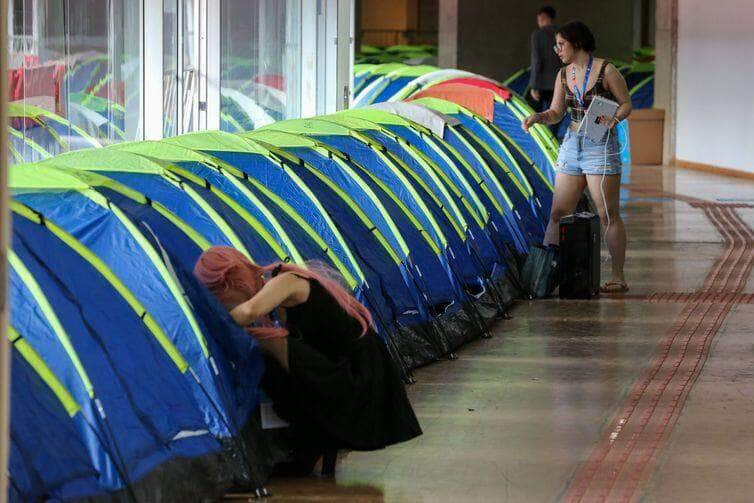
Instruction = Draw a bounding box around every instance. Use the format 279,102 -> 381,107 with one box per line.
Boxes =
262,278 -> 422,454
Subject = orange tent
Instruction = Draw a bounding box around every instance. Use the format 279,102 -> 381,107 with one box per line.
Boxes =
438,77 -> 512,101
407,82 -> 498,121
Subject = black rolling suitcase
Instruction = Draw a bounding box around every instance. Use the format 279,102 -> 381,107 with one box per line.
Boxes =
559,212 -> 601,299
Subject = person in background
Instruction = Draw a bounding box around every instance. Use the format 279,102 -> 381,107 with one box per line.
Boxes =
522,21 -> 632,294
529,6 -> 562,136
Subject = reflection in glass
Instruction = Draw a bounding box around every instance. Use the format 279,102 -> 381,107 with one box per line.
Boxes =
7,0 -> 142,163
164,0 -> 179,137
163,0 -> 196,138
220,0 -> 302,133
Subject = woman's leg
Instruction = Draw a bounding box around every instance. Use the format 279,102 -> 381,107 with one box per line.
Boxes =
258,337 -> 290,371
544,173 -> 588,246
586,174 -> 626,284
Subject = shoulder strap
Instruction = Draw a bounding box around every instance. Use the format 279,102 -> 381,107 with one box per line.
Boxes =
560,67 -> 568,91
596,60 -> 609,81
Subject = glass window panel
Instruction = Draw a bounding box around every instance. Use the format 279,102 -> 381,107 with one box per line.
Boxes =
181,0 -> 196,133
10,0 -> 66,160
163,0 -> 195,137
163,0 -> 179,137
7,0 -> 142,162
110,0 -> 142,141
220,0 -> 302,132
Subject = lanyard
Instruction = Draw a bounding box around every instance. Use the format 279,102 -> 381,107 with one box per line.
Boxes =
572,56 -> 593,107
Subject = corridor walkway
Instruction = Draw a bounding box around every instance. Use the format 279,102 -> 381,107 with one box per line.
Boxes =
233,165 -> 754,502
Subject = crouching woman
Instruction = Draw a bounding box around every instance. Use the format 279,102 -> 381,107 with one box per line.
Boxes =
194,246 -> 422,476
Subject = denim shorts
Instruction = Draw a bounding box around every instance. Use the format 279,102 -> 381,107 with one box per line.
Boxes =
555,129 -> 622,176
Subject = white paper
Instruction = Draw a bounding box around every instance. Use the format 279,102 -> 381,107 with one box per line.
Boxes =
260,402 -> 290,430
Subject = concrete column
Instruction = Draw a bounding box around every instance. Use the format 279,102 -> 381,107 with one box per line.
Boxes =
0,0 -> 9,498
654,0 -> 678,164
437,0 -> 457,68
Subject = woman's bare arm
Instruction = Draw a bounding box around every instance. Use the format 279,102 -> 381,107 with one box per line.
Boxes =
603,63 -> 632,124
230,272 -> 311,327
541,69 -> 568,124
523,69 -> 567,130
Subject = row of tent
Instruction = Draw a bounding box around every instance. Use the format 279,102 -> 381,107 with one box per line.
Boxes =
6,88 -> 284,164
61,53 -> 293,136
7,69 -> 560,500
349,61 -> 633,163
352,65 -> 572,172
355,44 -> 438,66
219,78 -> 288,133
355,59 -> 654,114
8,103 -> 103,164
10,51 -> 289,145
10,53 -> 134,143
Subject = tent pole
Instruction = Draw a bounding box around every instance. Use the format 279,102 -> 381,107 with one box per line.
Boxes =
0,0 -> 11,499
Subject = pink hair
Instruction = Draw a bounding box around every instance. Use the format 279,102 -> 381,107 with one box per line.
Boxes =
193,246 -> 373,340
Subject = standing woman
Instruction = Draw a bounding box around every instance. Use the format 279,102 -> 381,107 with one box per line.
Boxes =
523,20 -> 632,293
194,246 -> 422,476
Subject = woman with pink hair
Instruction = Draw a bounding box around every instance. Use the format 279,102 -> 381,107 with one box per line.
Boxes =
194,246 -> 421,476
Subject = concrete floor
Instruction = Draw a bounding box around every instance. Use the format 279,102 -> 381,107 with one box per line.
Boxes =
229,166 -> 754,502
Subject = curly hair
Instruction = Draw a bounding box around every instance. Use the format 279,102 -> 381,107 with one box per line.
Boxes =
557,21 -> 597,53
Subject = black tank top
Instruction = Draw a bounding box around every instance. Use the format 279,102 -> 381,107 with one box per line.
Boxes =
263,277 -> 422,451
562,60 -> 616,123
284,278 -> 364,360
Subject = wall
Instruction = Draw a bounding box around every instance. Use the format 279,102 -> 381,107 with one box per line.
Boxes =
675,0 -> 754,173
360,0 -> 413,46
360,0 -> 412,32
359,0 -> 437,46
447,0 -> 638,81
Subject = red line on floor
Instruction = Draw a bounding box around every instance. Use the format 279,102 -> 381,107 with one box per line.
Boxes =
633,291 -> 754,304
564,201 -> 754,502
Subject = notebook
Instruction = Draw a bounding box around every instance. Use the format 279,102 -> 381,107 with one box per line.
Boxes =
578,95 -> 619,142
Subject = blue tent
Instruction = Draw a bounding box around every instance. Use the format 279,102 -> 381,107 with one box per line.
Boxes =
8,103 -> 102,157
119,135 -> 421,373
353,63 -> 405,96
319,116 -> 494,292
491,94 -> 558,184
8,127 -> 50,164
7,61 -> 581,498
410,98 -> 547,245
373,103 -> 533,254
7,326 -> 102,501
628,74 -> 654,109
247,128 -> 471,364
320,114 -> 513,308
340,108 -> 532,265
354,65 -> 439,107
9,206 -> 225,499
8,164 -> 269,499
156,132 -> 362,290
254,119 -> 496,351
503,67 -> 531,96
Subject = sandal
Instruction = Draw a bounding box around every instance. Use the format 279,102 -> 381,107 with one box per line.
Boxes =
600,281 -> 629,293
